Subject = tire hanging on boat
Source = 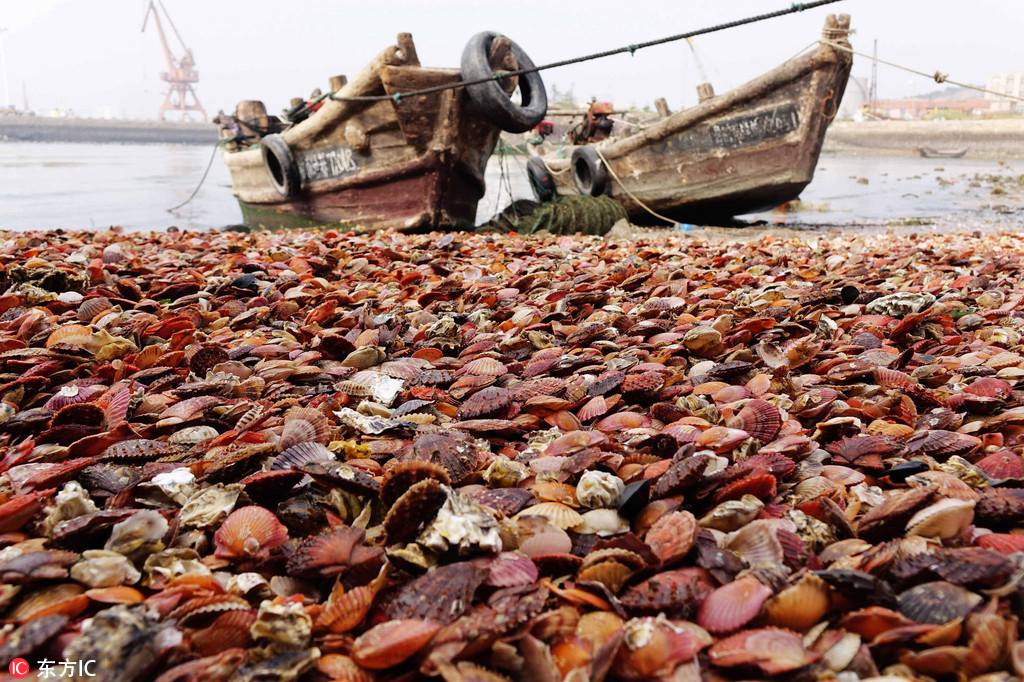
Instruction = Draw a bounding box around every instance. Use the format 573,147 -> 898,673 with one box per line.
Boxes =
571,146 -> 609,196
460,32 -> 547,133
527,156 -> 556,202
260,134 -> 301,198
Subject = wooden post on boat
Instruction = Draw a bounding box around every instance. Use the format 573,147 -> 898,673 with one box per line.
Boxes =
329,75 -> 348,92
397,33 -> 420,66
654,98 -> 671,117
696,83 -> 715,103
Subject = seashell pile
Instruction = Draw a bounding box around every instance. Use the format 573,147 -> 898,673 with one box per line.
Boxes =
0,227 -> 1023,681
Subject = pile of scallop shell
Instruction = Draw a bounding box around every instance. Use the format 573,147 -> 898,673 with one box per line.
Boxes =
1,227 -> 1023,681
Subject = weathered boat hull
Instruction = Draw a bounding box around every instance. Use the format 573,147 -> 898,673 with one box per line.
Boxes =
542,14 -> 853,224
233,145 -> 486,231
221,34 -> 525,231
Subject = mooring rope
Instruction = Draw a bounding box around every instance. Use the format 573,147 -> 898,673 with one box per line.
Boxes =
819,39 -> 1024,105
300,0 -> 850,111
166,140 -> 222,214
593,146 -> 679,226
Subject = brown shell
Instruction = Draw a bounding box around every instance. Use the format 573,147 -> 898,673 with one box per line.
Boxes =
906,430 -> 982,460
456,386 -> 511,419
898,581 -> 982,624
381,459 -> 452,508
188,344 -> 230,377
383,478 -> 447,545
619,567 -> 715,615
384,561 -> 488,624
857,486 -> 934,541
577,560 -> 633,594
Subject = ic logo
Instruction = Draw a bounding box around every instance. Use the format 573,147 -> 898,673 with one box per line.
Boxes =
8,657 -> 31,678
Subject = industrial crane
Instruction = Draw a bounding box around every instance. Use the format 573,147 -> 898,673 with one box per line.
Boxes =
142,0 -> 206,121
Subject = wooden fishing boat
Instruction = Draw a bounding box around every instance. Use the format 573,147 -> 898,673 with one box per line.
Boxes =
916,146 -> 968,159
218,32 -> 546,231
528,14 -> 853,224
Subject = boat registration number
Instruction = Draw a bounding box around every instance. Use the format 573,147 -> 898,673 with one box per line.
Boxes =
708,103 -> 800,149
663,102 -> 800,155
297,146 -> 362,182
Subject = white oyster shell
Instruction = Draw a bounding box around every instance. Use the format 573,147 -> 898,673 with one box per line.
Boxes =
576,471 -> 624,509
70,549 -> 141,588
418,486 -> 502,556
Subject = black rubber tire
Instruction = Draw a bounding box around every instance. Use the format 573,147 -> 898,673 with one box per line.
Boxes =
260,134 -> 301,198
461,32 -> 547,133
571,146 -> 608,196
527,156 -> 556,202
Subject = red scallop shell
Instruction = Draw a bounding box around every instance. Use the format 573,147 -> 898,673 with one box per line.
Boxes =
577,395 -> 609,422
973,450 -> 1024,480
483,552 -> 539,588
729,399 -> 782,443
213,506 -> 289,561
906,430 -> 982,460
508,377 -> 566,402
280,407 -> 329,449
44,384 -> 106,411
708,627 -> 818,675
975,533 -> 1024,554
523,348 -> 563,378
621,371 -> 665,394
456,386 -> 511,420
714,469 -> 777,504
697,576 -> 773,634
595,412 -> 650,432
458,357 -> 507,377
645,511 -> 698,566
964,377 -> 1013,400
192,609 -> 256,657
287,526 -> 368,577
352,619 -> 442,670
619,567 -> 715,615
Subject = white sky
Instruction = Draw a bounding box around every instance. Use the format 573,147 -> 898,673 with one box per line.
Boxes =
0,0 -> 1021,119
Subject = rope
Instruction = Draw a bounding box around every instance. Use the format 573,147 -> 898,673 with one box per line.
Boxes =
167,140 -> 221,213
283,0 -> 848,117
593,146 -> 679,226
819,39 -> 1024,104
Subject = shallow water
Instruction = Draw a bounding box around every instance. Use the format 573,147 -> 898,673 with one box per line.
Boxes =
1,141 -> 1022,231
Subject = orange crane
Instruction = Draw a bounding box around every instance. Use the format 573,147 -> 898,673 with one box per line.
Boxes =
142,0 -> 206,121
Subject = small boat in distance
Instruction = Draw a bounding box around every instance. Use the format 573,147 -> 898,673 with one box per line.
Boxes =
917,146 -> 968,159
528,14 -> 854,225
218,32 -> 546,231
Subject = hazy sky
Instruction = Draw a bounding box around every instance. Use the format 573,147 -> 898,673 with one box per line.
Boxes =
1,0 -> 1021,120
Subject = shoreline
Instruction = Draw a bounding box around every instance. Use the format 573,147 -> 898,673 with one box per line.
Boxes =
0,115 -> 217,145
823,119 -> 1024,159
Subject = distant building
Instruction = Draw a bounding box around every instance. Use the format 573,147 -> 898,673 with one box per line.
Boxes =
867,98 -> 992,120
985,73 -> 1024,112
